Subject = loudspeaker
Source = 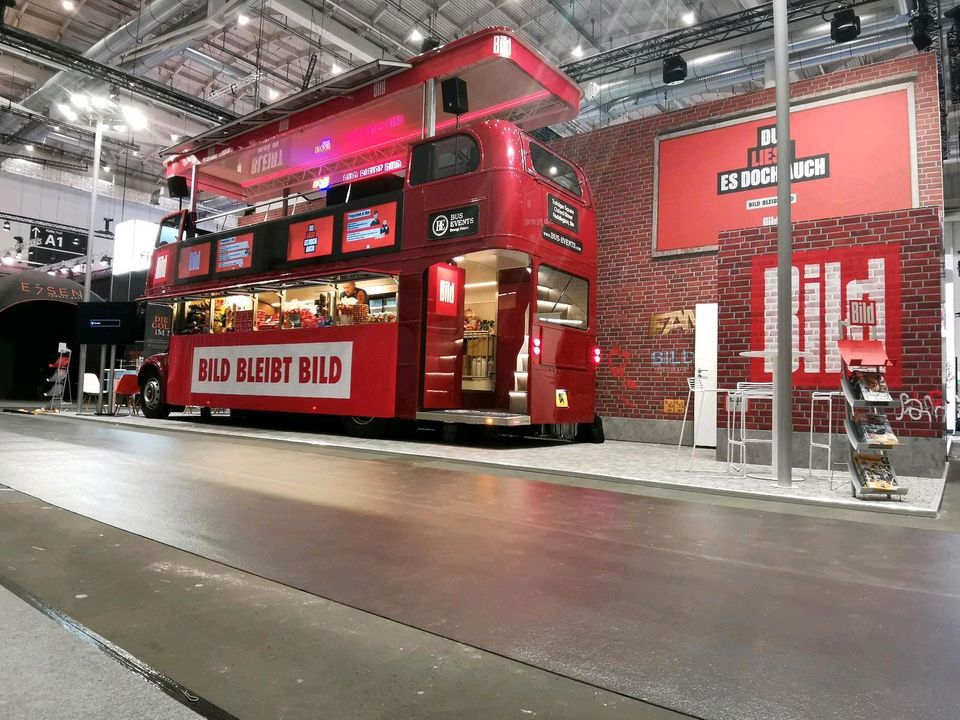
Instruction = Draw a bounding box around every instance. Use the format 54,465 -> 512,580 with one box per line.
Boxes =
166,175 -> 189,198
441,77 -> 468,116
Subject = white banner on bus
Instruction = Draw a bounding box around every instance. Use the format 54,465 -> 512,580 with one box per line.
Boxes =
191,342 -> 353,398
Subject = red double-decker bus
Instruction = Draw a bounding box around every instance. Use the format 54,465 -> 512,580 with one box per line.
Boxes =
139,28 -> 601,440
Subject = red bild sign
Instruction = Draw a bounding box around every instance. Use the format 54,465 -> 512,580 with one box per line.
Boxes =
655,86 -> 915,253
748,244 -> 902,387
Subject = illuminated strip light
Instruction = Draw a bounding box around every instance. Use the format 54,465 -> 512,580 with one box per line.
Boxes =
537,299 -> 570,309
464,281 -> 497,289
540,318 -> 585,327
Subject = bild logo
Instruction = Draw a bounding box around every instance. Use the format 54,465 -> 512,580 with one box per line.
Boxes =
750,245 -> 901,386
439,278 -> 455,305
432,215 -> 449,237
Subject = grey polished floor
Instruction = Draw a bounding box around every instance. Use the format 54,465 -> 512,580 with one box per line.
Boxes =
1,413 -> 957,720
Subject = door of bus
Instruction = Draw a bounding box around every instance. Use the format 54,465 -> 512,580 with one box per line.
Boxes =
421,262 -> 465,409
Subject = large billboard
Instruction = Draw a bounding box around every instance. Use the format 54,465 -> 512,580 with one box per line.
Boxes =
654,84 -> 917,255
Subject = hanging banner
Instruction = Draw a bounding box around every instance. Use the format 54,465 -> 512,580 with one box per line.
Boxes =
654,84 -> 917,254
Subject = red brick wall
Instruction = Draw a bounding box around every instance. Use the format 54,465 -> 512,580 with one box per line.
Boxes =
551,53 -> 943,428
717,208 -> 943,439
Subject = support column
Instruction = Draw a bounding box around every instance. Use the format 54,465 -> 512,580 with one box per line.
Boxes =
76,119 -> 103,415
773,0 -> 794,486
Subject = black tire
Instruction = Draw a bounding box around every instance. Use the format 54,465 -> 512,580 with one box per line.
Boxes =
576,413 -> 605,443
340,416 -> 388,438
200,406 -> 213,421
140,371 -> 170,419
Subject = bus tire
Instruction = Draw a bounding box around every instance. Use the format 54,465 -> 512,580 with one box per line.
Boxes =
200,406 -> 213,421
140,371 -> 170,420
341,416 -> 387,438
575,413 -> 605,443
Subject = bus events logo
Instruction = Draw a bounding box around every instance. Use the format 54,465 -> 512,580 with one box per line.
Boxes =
716,124 -> 830,197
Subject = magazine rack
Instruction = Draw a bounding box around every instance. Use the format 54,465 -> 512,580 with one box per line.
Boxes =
838,340 -> 907,500
44,346 -> 72,411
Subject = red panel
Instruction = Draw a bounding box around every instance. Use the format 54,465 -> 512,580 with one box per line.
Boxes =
165,324 -> 398,417
287,216 -> 334,261
422,263 -> 465,409
177,243 -> 212,280
656,88 -> 915,253
748,243 -> 902,387
342,201 -> 398,253
147,244 -> 177,291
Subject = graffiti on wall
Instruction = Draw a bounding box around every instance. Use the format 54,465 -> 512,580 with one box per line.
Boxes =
896,389 -> 944,422
649,309 -> 696,336
749,244 -> 902,387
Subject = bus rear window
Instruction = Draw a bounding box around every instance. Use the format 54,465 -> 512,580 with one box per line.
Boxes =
410,134 -> 480,186
529,143 -> 582,197
537,266 -> 588,329
157,215 -> 182,246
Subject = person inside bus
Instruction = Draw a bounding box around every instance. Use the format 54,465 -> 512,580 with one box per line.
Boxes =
339,281 -> 368,305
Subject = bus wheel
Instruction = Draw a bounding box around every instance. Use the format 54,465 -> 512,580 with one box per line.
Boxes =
575,414 -> 605,443
140,372 -> 170,420
340,416 -> 387,438
200,406 -> 212,421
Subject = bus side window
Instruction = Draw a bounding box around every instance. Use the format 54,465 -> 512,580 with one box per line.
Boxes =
410,134 -> 479,186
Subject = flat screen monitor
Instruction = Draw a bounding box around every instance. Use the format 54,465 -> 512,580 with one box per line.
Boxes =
74,302 -> 142,344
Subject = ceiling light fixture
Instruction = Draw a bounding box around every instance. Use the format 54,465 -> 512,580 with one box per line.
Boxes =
238,13 -> 250,25
682,11 -> 696,25
24,144 -> 33,152
571,45 -> 584,59
120,105 -> 147,131
112,124 -> 127,133
90,95 -> 109,109
69,93 -> 88,109
830,8 -> 861,43
910,14 -> 933,51
2,220 -> 9,231
102,165 -> 111,173
331,63 -> 342,75
56,103 -> 77,121
62,0 -> 75,10
267,87 -> 279,100
409,28 -> 423,42
662,54 -> 688,86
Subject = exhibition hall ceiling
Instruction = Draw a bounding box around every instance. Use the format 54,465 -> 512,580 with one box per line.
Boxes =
0,0 -> 940,190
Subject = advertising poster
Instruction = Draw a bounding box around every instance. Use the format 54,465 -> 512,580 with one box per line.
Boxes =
216,233 -> 254,272
144,304 -> 173,357
148,244 -> 177,289
655,86 -> 915,254
177,242 -> 212,280
342,201 -> 397,252
287,215 -> 335,261
749,244 -> 902,387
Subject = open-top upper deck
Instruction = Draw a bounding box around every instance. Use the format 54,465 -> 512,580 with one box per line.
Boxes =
164,28 -> 583,203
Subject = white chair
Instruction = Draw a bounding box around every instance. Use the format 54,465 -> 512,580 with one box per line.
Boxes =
81,373 -> 101,413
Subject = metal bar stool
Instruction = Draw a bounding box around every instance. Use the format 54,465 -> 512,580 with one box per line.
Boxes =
676,376 -> 702,467
808,391 -> 843,486
729,382 -> 774,475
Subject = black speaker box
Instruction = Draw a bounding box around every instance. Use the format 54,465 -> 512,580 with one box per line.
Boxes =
167,175 -> 190,198
441,77 -> 468,116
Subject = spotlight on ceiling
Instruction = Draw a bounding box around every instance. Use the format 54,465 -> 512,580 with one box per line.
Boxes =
682,11 -> 696,26
62,0 -> 75,10
69,93 -> 88,109
830,8 -> 861,44
662,54 -> 687,86
109,86 -> 121,103
420,36 -> 442,54
2,220 -> 10,231
23,144 -> 33,152
409,28 -> 423,43
56,102 -> 77,121
571,44 -> 584,59
237,13 -> 250,25
910,15 -> 933,51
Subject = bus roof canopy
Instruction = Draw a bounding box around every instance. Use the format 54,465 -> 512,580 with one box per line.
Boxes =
163,28 -> 582,202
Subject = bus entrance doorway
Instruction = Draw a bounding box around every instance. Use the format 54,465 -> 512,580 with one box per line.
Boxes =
418,250 -> 533,428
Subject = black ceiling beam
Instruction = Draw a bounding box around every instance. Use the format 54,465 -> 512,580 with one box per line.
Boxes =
560,0 -> 887,83
0,104 -> 141,152
0,24 -> 238,125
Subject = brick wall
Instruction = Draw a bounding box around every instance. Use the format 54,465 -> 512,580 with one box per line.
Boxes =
717,208 -> 943,439
552,53 -> 943,431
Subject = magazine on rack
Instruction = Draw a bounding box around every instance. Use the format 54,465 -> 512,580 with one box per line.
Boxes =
852,454 -> 898,492
851,371 -> 893,403
851,411 -> 898,447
